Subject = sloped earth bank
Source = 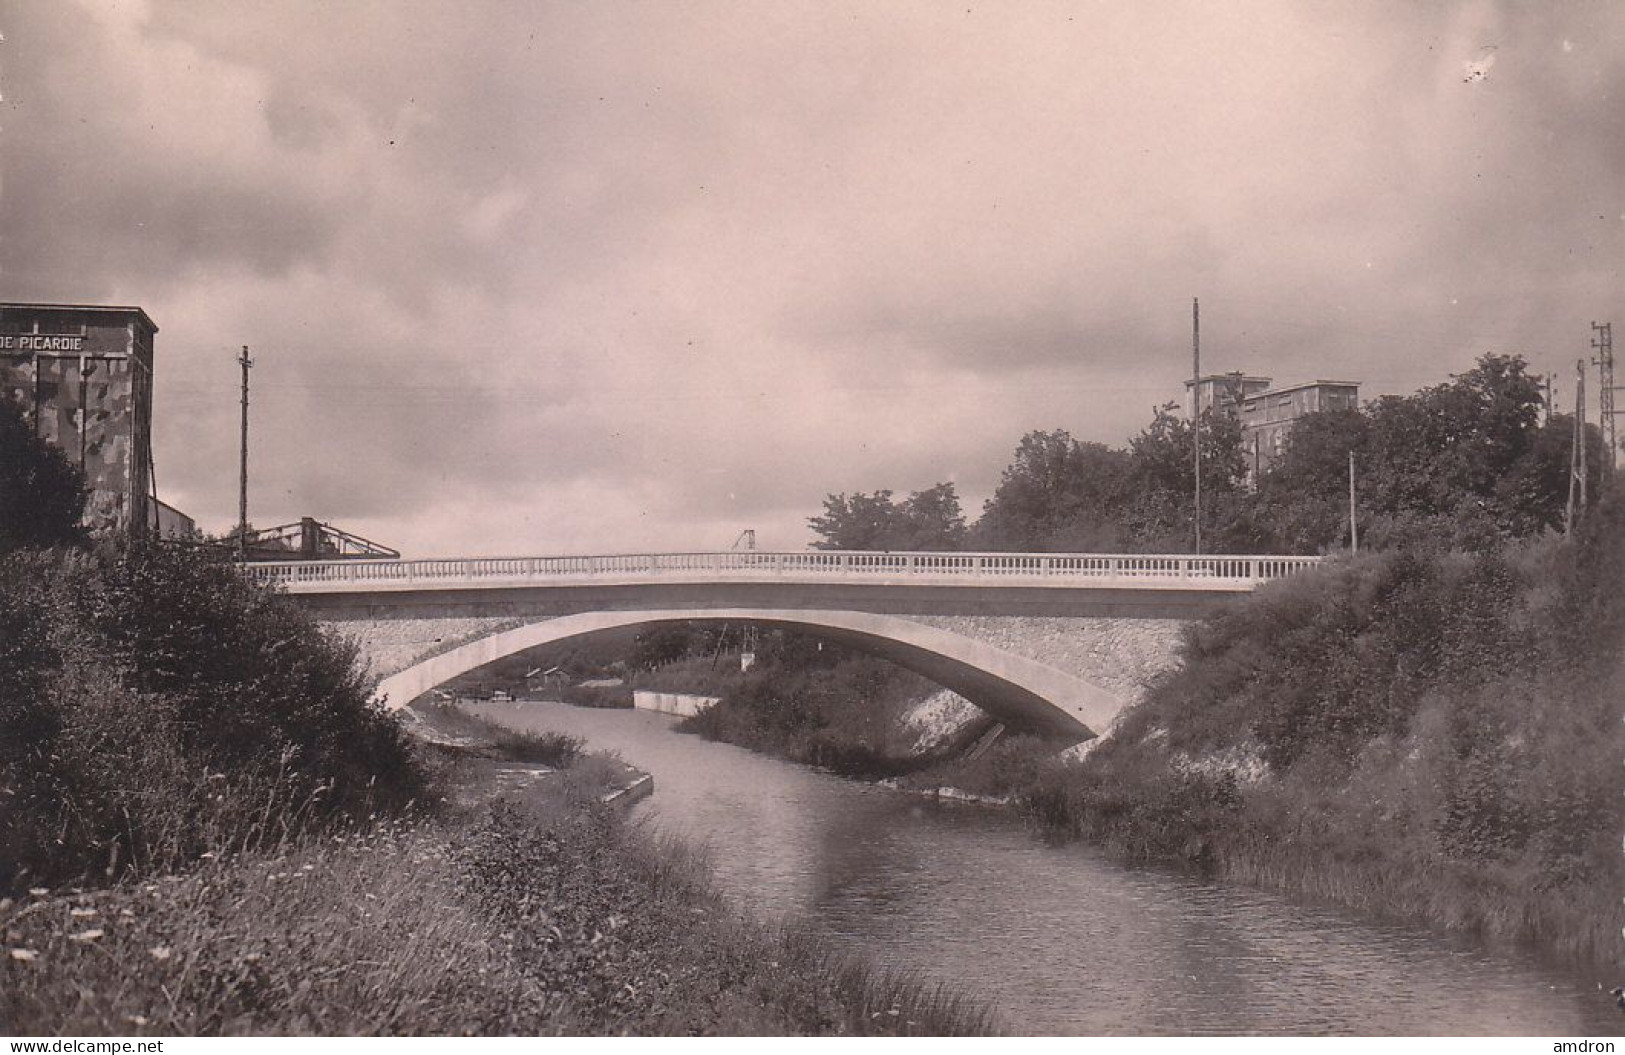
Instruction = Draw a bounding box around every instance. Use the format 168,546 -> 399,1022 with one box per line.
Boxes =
0,721 -> 995,1037
471,698 -> 1624,1036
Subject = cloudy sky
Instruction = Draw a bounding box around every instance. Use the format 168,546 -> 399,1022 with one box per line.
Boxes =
2,1 -> 1620,555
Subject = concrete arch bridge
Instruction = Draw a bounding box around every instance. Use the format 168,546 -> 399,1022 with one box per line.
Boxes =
255,550 -> 1320,745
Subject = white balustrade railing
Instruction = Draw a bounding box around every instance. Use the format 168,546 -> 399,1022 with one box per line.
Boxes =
246,550 -> 1323,590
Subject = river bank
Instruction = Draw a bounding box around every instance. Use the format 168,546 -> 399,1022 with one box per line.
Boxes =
474,696 -> 1623,1034
0,711 -> 996,1037
683,650 -> 1620,978
635,505 -> 1625,979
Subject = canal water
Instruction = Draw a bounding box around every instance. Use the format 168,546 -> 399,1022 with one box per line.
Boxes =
477,699 -> 1619,1036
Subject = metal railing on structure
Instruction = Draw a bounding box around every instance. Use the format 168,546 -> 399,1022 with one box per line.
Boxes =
247,550 -> 1323,590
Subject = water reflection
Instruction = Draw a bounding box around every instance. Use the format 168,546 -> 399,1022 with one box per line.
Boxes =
478,700 -> 1618,1036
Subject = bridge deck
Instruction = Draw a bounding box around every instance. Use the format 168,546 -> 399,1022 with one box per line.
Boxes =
249,550 -> 1321,594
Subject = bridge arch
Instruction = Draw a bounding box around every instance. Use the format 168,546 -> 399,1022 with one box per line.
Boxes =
375,607 -> 1123,742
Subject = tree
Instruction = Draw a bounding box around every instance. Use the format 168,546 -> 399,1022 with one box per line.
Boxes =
1235,354 -> 1576,552
1362,355 -> 1542,516
894,482 -> 969,550
1347,354 -> 1575,546
1120,405 -> 1248,551
1246,408 -> 1370,553
0,396 -> 86,552
808,483 -> 967,551
1491,413 -> 1606,538
1127,404 -> 1248,498
974,430 -> 1133,551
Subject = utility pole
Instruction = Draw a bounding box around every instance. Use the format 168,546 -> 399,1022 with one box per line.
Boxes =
238,345 -> 253,559
1192,297 -> 1202,555
1348,450 -> 1359,555
1565,357 -> 1587,535
1591,321 -> 1615,475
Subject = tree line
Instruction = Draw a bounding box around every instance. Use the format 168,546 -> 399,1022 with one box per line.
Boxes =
809,354 -> 1609,555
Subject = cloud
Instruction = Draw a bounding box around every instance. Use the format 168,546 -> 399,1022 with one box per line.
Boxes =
1,1 -> 1619,555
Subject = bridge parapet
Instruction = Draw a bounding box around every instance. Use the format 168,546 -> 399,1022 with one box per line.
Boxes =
249,550 -> 1322,593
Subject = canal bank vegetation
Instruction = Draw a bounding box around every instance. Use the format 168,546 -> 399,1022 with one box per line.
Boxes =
412,699 -> 587,767
0,539 -> 429,893
0,610 -> 997,1036
2,766 -> 997,1036
915,489 -> 1624,968
670,634 -> 959,777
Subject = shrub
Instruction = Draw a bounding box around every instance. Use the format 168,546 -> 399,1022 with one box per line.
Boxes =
560,683 -> 634,708
489,730 -> 584,768
0,542 -> 428,891
0,395 -> 87,552
674,636 -> 946,777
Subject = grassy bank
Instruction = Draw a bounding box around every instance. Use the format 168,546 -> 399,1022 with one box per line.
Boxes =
671,641 -> 965,778
1,743 -> 997,1036
915,494 -> 1625,970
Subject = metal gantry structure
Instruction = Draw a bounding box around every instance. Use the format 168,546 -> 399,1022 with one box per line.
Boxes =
237,518 -> 401,561
1592,321 -> 1616,473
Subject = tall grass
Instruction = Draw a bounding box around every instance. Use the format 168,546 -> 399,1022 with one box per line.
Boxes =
1,819 -> 546,1035
2,786 -> 999,1035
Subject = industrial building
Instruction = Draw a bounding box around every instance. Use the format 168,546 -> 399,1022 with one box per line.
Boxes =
2,301 -> 398,557
0,302 -> 188,536
1187,372 -> 1361,482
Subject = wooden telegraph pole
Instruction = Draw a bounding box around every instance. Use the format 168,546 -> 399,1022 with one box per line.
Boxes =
1348,450 -> 1359,554
238,345 -> 252,559
1565,357 -> 1587,535
1192,297 -> 1202,555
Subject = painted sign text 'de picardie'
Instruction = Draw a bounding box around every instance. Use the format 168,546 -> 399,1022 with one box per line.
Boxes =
0,335 -> 86,351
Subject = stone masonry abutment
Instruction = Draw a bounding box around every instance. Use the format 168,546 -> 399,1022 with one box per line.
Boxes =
294,580 -> 1212,743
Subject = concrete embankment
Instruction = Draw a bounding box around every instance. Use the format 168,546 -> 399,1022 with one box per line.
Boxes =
632,690 -> 719,718
601,771 -> 654,807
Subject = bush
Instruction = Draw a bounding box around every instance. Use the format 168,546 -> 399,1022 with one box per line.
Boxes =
0,542 -> 428,891
488,730 -> 584,768
677,645 -> 937,778
560,683 -> 633,708
0,395 -> 87,552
